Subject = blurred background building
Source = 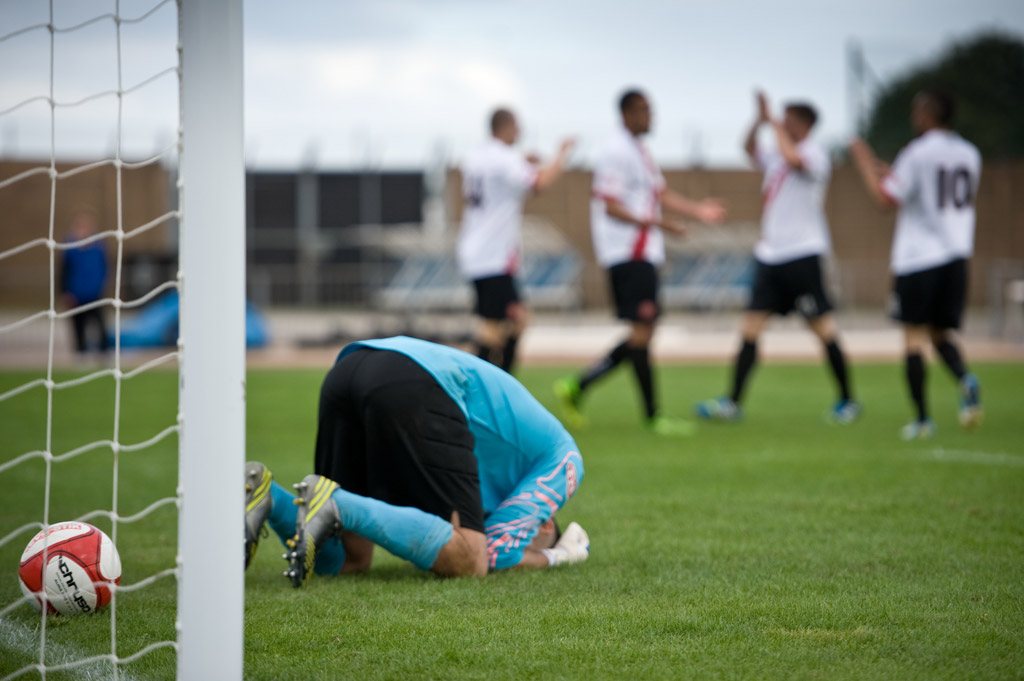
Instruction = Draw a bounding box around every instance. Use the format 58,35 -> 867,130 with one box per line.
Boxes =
3,157 -> 1023,348
2,2 -> 1023,362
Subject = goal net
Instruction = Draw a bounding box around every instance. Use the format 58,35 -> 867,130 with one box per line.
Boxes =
0,1 -> 244,679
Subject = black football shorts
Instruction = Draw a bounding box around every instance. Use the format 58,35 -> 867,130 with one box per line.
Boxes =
472,274 -> 521,321
748,254 -> 833,320
891,258 -> 967,329
608,260 -> 660,322
313,347 -> 485,533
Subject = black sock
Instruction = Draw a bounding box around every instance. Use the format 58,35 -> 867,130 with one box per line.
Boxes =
906,352 -> 928,422
579,341 -> 629,392
730,340 -> 757,404
824,339 -> 852,401
475,341 -> 495,365
934,339 -> 967,381
500,335 -> 520,374
627,346 -> 657,419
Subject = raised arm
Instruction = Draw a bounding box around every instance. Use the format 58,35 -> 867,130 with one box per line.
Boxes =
757,91 -> 806,171
744,90 -> 770,165
769,119 -> 805,171
533,138 -> 576,191
849,137 -> 897,209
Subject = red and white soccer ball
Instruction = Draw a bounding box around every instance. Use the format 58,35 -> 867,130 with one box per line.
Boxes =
18,521 -> 122,616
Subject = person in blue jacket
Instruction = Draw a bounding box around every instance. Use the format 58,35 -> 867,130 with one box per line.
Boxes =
60,212 -> 109,355
244,337 -> 589,585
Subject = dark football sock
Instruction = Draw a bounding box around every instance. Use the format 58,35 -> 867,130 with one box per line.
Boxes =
475,341 -> 495,365
730,340 -> 758,404
934,339 -> 967,381
579,341 -> 629,392
500,335 -> 520,374
824,339 -> 852,401
627,346 -> 657,419
905,352 -> 928,422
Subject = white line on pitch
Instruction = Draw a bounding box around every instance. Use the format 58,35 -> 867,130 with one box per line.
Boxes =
923,448 -> 1024,467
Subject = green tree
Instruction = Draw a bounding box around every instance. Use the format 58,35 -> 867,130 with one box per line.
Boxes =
864,33 -> 1024,160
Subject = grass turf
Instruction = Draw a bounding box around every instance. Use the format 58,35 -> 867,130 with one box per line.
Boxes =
0,361 -> 1022,680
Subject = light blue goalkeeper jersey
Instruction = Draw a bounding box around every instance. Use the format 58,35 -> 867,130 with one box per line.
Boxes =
337,336 -> 584,570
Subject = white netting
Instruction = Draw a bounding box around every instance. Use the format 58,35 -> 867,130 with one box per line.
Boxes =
0,1 -> 183,678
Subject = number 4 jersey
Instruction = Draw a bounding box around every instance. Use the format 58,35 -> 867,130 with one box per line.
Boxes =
457,138 -> 539,281
881,129 -> 982,275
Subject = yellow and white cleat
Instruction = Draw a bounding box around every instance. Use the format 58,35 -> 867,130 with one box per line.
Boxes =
284,475 -> 342,588
244,461 -> 273,569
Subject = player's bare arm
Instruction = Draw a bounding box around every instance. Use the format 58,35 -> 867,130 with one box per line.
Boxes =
603,195 -> 687,236
849,137 -> 897,209
759,91 -> 806,171
603,195 -> 649,228
660,189 -> 727,226
533,137 -> 576,191
743,90 -> 770,164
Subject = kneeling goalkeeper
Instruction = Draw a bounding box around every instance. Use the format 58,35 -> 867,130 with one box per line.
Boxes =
244,336 -> 589,585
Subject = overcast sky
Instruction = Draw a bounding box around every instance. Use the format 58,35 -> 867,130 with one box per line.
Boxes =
1,0 -> 1022,169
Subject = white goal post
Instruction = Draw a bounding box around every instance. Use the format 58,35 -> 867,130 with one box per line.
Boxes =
177,0 -> 245,679
0,1 -> 244,678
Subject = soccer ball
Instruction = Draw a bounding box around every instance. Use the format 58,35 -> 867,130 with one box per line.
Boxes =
18,521 -> 122,616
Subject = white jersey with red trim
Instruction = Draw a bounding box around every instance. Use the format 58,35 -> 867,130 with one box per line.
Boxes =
754,140 -> 831,265
881,129 -> 981,275
457,138 -> 539,280
590,126 -> 666,267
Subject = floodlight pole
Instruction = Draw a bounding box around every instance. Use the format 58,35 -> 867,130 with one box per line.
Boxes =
178,1 -> 245,680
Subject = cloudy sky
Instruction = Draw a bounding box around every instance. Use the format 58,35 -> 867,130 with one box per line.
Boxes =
1,0 -> 1022,169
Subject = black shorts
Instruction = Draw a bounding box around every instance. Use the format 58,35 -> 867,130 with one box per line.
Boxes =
472,274 -> 520,320
891,258 -> 967,329
609,260 -> 660,322
313,347 -> 484,533
748,255 -> 833,319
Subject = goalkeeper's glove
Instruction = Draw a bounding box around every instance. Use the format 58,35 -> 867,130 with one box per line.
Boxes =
541,521 -> 589,566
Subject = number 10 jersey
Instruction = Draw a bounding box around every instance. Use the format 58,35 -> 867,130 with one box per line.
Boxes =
881,129 -> 982,275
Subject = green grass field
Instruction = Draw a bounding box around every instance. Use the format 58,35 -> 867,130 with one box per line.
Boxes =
1,360 -> 1022,680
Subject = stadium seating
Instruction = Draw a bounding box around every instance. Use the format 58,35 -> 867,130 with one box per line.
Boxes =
376,252 -> 583,312
661,253 -> 756,310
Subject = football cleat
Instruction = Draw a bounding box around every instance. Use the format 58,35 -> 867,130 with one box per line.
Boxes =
244,461 -> 273,569
827,399 -> 862,425
694,397 -> 742,422
899,419 -> 936,441
285,474 -> 342,588
553,377 -> 587,429
647,414 -> 697,437
958,373 -> 982,429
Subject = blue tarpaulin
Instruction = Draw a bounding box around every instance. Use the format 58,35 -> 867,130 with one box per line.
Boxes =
114,290 -> 270,349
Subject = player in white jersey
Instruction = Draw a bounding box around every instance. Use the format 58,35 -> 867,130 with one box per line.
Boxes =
457,108 -> 574,373
850,90 -> 983,439
696,92 -> 860,424
554,89 -> 725,436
